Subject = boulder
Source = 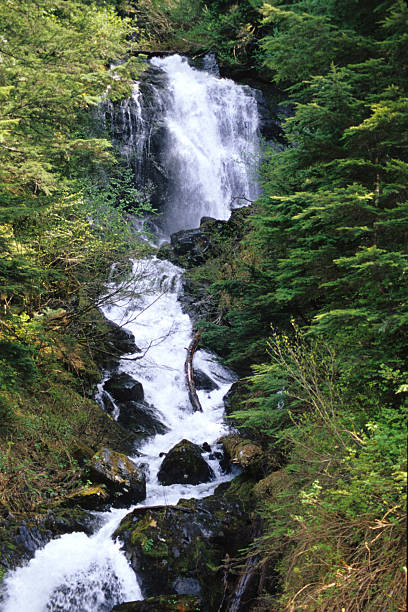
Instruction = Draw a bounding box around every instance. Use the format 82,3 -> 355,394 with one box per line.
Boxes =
88,447 -> 146,506
106,320 -> 140,356
170,228 -> 209,267
117,400 -> 168,440
114,493 -> 251,609
192,369 -> 218,392
103,373 -> 144,403
111,595 -> 201,612
219,435 -> 264,476
64,484 -> 109,510
100,376 -> 168,443
157,439 -> 214,486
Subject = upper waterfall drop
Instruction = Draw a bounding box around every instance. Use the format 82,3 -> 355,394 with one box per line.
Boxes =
150,55 -> 260,236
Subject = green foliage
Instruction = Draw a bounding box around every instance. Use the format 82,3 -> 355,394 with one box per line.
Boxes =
241,332 -> 407,611
0,0 -> 149,311
0,0 -> 151,516
166,1 -> 408,609
0,341 -> 37,390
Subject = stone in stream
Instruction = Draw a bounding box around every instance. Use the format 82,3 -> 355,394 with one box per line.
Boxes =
114,492 -> 252,609
192,368 -> 219,392
102,374 -> 168,441
103,373 -> 144,403
105,320 -> 140,356
111,595 -> 201,611
157,439 -> 214,486
88,446 -> 146,507
117,400 -> 169,440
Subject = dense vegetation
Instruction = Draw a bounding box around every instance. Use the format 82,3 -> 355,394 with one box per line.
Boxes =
153,0 -> 408,609
0,0 -> 406,610
0,0 -> 154,514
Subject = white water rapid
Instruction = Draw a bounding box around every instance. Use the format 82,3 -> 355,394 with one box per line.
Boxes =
1,55 -> 260,612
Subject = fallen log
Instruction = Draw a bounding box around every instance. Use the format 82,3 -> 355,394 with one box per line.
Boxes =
185,331 -> 203,412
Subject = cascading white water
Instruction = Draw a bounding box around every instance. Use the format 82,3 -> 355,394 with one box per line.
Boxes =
1,509 -> 142,612
1,55 -> 259,612
152,55 -> 260,235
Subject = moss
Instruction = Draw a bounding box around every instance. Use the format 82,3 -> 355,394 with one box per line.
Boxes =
116,493 -> 252,609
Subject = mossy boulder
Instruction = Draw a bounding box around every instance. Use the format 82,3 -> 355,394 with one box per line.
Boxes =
111,595 -> 201,611
103,373 -> 144,403
64,484 -> 109,510
157,440 -> 214,486
219,435 -> 264,476
170,228 -> 209,267
114,493 -> 251,610
88,447 -> 146,506
253,468 -> 292,503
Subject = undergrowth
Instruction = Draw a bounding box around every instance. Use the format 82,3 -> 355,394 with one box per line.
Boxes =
239,330 -> 407,611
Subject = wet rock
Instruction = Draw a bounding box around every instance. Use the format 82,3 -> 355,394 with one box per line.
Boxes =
88,447 -> 146,506
219,435 -> 264,476
174,209 -> 252,323
88,401 -> 144,457
193,369 -> 218,392
100,390 -> 116,414
103,373 -> 144,403
100,378 -> 168,443
201,442 -> 211,453
111,595 -> 201,611
252,88 -> 284,142
157,439 -> 214,486
170,228 -> 209,267
106,320 -> 140,356
103,63 -> 170,216
117,400 -> 168,440
114,493 -> 251,609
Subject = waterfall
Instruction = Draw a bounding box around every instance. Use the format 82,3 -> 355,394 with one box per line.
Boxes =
150,55 -> 260,236
0,54 -> 260,612
102,54 -> 260,237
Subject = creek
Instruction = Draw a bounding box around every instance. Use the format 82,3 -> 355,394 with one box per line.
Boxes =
1,54 -> 260,612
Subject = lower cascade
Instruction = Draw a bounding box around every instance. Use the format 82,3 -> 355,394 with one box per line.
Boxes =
1,54 -> 260,611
